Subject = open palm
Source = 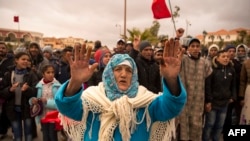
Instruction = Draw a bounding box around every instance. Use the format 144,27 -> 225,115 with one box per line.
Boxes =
67,44 -> 98,84
160,38 -> 183,80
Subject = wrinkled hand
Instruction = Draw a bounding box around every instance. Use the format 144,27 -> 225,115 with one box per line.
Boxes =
68,44 -> 98,83
160,38 -> 183,80
65,44 -> 98,96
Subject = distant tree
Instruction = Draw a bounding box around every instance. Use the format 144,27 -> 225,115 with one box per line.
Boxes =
127,21 -> 160,45
209,35 -> 215,44
237,30 -> 247,43
150,21 -> 160,37
218,35 -> 224,49
202,30 -> 208,45
172,6 -> 180,18
23,41 -> 31,48
6,43 -> 14,51
0,36 -> 4,41
127,4 -> 181,46
246,34 -> 250,46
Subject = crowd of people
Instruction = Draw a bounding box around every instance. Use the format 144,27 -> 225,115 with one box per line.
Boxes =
0,27 -> 249,141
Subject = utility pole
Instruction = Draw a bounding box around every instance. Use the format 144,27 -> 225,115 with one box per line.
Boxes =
124,0 -> 127,41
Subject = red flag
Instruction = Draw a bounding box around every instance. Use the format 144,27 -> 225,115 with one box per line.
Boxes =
14,16 -> 19,22
152,0 -> 171,19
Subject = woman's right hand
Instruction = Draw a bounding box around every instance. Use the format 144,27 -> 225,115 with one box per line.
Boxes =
65,44 -> 98,96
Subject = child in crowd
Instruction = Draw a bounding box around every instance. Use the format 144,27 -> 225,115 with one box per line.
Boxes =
29,64 -> 61,141
0,52 -> 39,141
87,47 -> 111,87
203,50 -> 237,141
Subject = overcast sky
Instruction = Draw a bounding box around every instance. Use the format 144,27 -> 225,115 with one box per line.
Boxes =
1,0 -> 250,48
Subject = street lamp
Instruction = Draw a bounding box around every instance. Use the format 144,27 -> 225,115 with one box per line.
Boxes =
115,24 -> 121,38
186,19 -> 191,37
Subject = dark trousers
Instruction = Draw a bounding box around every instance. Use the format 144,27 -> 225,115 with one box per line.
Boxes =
41,123 -> 58,141
32,118 -> 37,139
223,102 -> 236,141
0,105 -> 10,134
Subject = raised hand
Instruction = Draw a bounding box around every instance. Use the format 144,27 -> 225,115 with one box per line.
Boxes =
160,38 -> 183,79
176,28 -> 185,38
133,35 -> 141,51
160,38 -> 183,95
65,44 -> 98,96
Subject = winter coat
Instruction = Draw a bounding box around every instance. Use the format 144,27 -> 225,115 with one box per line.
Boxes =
205,58 -> 237,108
239,59 -> 250,98
87,68 -> 104,87
0,57 -> 14,90
54,59 -> 71,84
0,66 -> 39,121
29,78 -> 61,124
129,48 -> 161,93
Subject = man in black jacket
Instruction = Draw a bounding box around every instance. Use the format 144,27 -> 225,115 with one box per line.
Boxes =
129,40 -> 162,93
0,42 -> 13,139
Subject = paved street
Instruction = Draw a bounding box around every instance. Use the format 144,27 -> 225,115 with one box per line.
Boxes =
1,125 -> 67,141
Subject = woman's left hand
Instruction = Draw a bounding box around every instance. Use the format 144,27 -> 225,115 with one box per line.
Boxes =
160,38 -> 183,80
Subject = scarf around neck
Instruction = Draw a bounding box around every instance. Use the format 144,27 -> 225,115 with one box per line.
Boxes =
59,83 -> 175,141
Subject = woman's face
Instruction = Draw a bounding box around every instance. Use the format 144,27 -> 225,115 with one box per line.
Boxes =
102,53 -> 111,65
15,55 -> 30,69
43,66 -> 55,82
113,65 -> 132,91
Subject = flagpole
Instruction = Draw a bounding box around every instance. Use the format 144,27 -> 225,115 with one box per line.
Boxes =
18,17 -> 20,47
167,0 -> 177,36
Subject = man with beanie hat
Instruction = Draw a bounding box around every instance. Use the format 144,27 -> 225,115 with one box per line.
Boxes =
27,42 -> 49,139
42,46 -> 58,67
205,44 -> 220,66
129,39 -> 161,93
28,42 -> 49,79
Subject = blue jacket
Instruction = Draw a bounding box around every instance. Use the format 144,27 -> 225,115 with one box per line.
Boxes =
55,78 -> 186,141
29,78 -> 61,124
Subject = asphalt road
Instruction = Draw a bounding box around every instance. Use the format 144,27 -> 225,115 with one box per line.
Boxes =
1,125 -> 67,141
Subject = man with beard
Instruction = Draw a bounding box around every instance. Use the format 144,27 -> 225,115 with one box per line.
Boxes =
27,42 -> 49,79
27,42 -> 49,139
0,42 -> 13,139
